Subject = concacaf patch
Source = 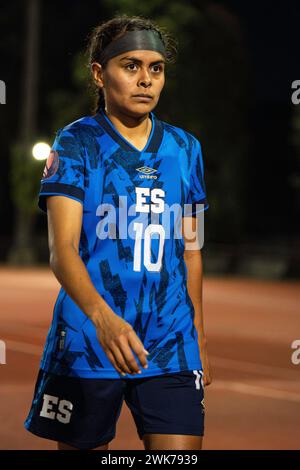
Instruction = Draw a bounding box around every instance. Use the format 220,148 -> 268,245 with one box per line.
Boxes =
42,150 -> 59,179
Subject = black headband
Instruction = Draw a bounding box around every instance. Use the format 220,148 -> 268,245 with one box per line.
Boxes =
97,29 -> 166,65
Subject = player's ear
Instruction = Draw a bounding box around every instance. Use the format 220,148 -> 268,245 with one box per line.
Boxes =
91,62 -> 104,88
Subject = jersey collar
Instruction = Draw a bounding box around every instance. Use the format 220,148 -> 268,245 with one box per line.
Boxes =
93,108 -> 163,153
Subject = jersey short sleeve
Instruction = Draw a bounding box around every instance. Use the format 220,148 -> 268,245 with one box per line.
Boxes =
38,127 -> 85,212
186,137 -> 209,216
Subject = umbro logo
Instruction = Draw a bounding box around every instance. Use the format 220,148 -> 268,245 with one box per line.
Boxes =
136,166 -> 157,174
136,166 -> 158,179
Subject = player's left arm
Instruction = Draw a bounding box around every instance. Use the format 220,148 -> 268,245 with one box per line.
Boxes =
182,215 -> 212,387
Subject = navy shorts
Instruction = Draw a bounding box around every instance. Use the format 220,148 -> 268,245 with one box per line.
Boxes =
24,368 -> 205,450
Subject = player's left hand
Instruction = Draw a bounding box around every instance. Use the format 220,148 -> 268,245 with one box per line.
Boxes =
199,339 -> 212,387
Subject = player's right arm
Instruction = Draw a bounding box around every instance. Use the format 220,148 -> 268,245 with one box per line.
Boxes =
46,195 -> 149,376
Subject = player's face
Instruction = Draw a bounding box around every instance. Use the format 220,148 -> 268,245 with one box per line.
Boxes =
93,50 -> 165,117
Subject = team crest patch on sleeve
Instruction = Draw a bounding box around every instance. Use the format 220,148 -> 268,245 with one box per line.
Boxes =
42,150 -> 59,179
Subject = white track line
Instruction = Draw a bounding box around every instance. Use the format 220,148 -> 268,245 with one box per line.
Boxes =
5,340 -> 42,356
204,290 -> 299,312
210,355 -> 299,380
213,380 -> 300,403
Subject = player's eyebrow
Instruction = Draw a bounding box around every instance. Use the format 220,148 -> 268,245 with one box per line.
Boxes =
120,56 -> 165,65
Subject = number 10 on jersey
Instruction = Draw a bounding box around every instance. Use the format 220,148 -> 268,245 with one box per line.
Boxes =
133,187 -> 166,273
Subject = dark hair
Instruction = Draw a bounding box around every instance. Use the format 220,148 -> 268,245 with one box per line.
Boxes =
86,14 -> 178,113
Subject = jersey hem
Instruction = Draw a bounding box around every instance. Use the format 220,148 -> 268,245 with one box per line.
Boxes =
40,361 -> 203,379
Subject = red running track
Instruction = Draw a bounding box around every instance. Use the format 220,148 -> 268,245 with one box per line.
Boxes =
0,267 -> 299,449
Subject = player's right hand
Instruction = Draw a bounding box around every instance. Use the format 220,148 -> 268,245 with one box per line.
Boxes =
94,312 -> 149,376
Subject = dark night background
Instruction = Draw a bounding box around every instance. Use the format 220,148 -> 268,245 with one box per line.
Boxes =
0,0 -> 299,277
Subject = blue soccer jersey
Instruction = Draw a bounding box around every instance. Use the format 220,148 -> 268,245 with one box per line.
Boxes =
38,108 -> 209,378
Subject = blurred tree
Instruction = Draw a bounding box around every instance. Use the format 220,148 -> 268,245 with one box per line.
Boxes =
46,51 -> 93,133
8,0 -> 42,264
289,103 -> 300,214
8,11 -> 95,265
286,101 -> 300,277
184,3 -> 250,245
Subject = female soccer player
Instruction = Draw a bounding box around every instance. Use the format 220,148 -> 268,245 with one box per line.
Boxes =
24,14 -> 212,451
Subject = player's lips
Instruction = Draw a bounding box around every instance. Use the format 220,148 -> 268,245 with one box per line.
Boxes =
132,94 -> 153,102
